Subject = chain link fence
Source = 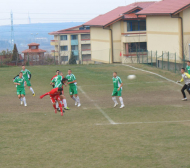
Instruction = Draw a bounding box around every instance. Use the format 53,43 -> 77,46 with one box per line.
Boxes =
122,50 -> 188,73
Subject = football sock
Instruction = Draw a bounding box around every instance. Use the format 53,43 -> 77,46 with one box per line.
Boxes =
63,99 -> 67,107
72,96 -> 77,102
56,101 -> 59,108
119,97 -> 124,105
59,103 -> 63,113
30,87 -> 35,94
76,96 -> 80,104
20,97 -> 23,101
112,97 -> 118,104
53,104 -> 56,109
23,97 -> 26,105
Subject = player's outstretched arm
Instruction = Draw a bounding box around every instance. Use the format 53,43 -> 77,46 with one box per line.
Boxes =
40,92 -> 49,99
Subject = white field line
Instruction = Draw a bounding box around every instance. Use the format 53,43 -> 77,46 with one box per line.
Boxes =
122,64 -> 183,87
78,86 -> 116,125
96,120 -> 190,126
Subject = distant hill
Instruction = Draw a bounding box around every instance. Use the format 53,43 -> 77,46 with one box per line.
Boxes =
0,22 -> 84,53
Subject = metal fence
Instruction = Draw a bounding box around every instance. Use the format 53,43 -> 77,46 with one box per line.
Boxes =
122,51 -> 188,73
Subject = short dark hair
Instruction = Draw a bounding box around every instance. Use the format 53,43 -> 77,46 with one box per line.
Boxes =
181,68 -> 185,71
19,72 -> 23,74
187,61 -> 190,63
22,65 -> 25,66
113,71 -> 117,74
68,69 -> 72,71
56,70 -> 59,72
61,78 -> 67,84
58,87 -> 63,92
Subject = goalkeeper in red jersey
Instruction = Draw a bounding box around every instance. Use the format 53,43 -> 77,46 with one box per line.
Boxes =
40,87 -> 64,116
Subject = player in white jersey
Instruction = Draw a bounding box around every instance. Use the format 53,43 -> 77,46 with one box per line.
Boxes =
177,68 -> 190,101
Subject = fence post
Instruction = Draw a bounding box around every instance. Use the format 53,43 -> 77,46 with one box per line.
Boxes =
175,52 -> 176,73
156,51 -> 157,68
162,51 -> 163,69
168,51 -> 169,71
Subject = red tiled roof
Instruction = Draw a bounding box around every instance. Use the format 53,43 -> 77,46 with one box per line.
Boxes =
49,29 -> 90,35
28,43 -> 40,46
22,49 -> 46,53
49,25 -> 90,35
124,13 -> 146,19
137,0 -> 190,15
83,2 -> 155,27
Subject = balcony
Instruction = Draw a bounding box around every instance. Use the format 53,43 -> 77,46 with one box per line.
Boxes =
81,39 -> 91,44
50,40 -> 58,46
121,32 -> 146,43
82,49 -> 91,55
71,50 -> 79,56
71,39 -> 78,45
51,50 -> 58,57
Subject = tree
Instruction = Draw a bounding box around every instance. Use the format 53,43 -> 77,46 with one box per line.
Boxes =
12,44 -> 19,61
69,51 -> 76,64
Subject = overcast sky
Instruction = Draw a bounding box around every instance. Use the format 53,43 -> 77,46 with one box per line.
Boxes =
0,0 -> 160,26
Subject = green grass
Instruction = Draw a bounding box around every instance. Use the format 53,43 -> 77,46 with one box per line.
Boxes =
1,64 -> 190,168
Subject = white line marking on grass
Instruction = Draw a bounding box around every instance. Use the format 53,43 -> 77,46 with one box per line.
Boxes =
96,120 -> 190,125
122,64 -> 183,87
78,86 -> 116,125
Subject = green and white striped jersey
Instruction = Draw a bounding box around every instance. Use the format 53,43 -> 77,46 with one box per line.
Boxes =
112,76 -> 122,89
21,69 -> 31,80
66,74 -> 77,86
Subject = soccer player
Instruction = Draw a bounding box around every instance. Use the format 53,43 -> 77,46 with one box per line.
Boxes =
65,69 -> 81,107
186,61 -> 190,74
50,72 -> 70,110
40,87 -> 64,116
112,72 -> 125,108
177,68 -> 190,101
21,65 -> 35,96
51,70 -> 60,88
13,72 -> 27,106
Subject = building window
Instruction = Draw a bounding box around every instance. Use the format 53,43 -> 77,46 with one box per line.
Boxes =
60,46 -> 68,51
128,42 -> 147,53
61,56 -> 68,62
71,35 -> 78,40
60,35 -> 67,40
71,45 -> 78,50
127,20 -> 146,31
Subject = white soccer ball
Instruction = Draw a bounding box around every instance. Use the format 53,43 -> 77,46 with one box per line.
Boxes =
127,75 -> 136,80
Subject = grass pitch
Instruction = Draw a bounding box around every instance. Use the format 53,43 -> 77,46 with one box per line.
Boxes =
1,64 -> 190,168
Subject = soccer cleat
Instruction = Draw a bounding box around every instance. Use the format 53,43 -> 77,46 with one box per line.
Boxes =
33,93 -> 35,97
54,109 -> 57,114
182,98 -> 187,101
24,103 -> 27,107
77,103 -> 81,107
113,103 -> 118,108
120,105 -> 125,109
64,107 -> 70,110
75,102 -> 78,106
20,101 -> 23,105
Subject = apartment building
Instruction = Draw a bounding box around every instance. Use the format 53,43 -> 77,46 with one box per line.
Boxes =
83,2 -> 155,63
137,0 -> 190,61
49,26 -> 92,64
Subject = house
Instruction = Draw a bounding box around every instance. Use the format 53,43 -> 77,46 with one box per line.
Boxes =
22,43 -> 46,65
49,25 -> 92,64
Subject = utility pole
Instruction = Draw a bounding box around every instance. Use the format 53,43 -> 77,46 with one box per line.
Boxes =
10,11 -> 14,50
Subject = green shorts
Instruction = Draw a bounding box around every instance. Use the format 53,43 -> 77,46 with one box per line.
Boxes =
69,85 -> 78,95
112,88 -> 122,97
17,88 -> 25,96
26,79 -> 31,87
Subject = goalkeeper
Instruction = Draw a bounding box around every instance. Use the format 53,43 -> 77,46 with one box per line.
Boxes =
177,68 -> 190,101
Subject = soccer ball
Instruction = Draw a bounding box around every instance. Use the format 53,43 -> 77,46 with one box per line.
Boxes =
127,75 -> 136,80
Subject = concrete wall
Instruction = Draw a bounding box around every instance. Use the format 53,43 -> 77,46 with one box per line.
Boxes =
90,27 -> 111,63
146,15 -> 181,59
183,8 -> 190,60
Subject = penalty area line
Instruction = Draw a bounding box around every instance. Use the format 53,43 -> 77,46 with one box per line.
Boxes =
96,120 -> 190,125
122,64 -> 183,87
78,86 -> 116,125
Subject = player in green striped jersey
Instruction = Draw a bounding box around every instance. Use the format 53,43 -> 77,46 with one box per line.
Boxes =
21,65 -> 35,96
186,61 -> 190,74
65,69 -> 81,107
13,72 -> 27,106
112,72 -> 125,108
